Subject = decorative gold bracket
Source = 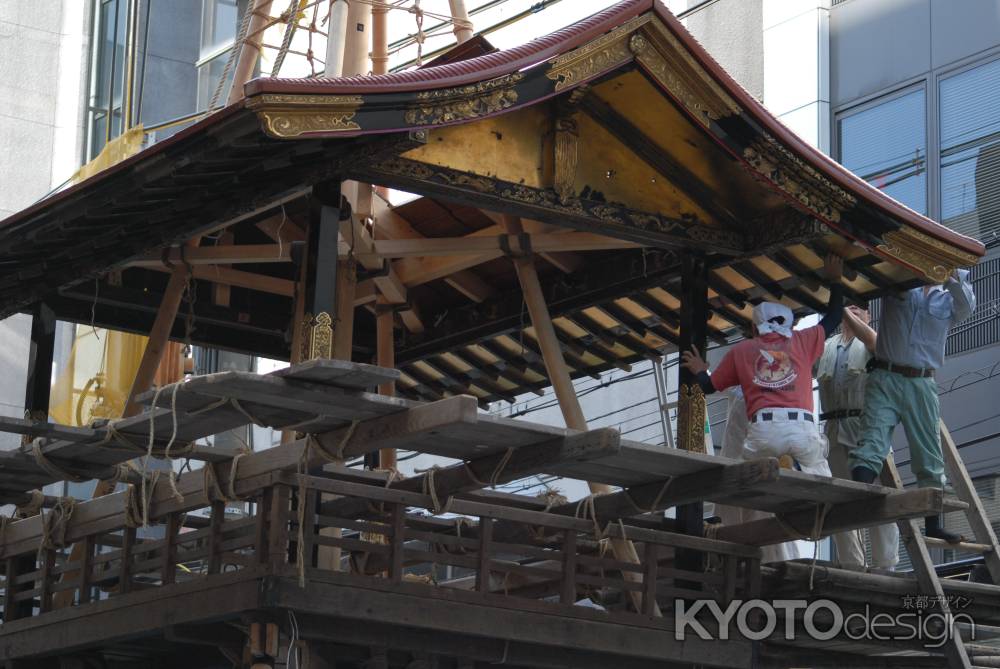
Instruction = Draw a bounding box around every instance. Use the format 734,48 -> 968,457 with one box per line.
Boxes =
302,311 -> 334,361
676,383 -> 707,454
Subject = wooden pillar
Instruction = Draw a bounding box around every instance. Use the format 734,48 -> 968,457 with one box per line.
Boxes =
302,182 -> 343,361
18,303 -> 56,618
24,303 -> 56,421
448,0 -> 474,43
226,0 -> 274,105
500,215 -> 653,615
376,297 -> 396,469
675,254 -> 709,577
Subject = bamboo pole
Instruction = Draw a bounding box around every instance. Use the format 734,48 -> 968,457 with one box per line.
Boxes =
226,0 -> 274,105
448,0 -> 474,43
499,215 -> 654,615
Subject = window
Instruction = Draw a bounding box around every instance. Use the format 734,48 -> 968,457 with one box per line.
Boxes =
940,58 -> 1000,244
837,88 -> 928,215
87,0 -> 130,159
197,0 -> 240,110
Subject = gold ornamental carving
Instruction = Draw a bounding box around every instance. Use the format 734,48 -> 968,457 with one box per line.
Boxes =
743,135 -> 858,224
545,15 -> 650,91
403,72 -> 524,126
877,227 -> 979,283
303,311 -> 334,361
246,93 -> 363,138
676,383 -> 707,454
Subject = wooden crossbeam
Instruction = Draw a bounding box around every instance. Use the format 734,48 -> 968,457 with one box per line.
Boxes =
145,263 -> 295,297
129,244 -> 291,267
320,427 -> 622,520
373,233 -> 639,258
716,487 -> 946,546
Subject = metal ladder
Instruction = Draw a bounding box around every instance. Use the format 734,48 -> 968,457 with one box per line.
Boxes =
881,420 -> 1000,669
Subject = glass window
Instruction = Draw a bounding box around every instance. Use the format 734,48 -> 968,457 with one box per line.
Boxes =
87,0 -> 129,159
197,0 -> 240,110
837,89 -> 928,215
940,58 -> 1000,243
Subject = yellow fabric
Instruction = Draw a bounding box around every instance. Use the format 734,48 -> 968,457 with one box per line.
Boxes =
50,328 -> 148,427
71,124 -> 145,184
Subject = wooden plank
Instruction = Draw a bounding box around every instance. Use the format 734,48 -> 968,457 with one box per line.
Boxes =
373,233 -> 639,258
560,529 -> 577,605
318,427 -> 621,520
129,243 -> 290,267
716,487 -> 946,546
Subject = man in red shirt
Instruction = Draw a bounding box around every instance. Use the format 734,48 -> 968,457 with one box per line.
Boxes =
681,255 -> 844,557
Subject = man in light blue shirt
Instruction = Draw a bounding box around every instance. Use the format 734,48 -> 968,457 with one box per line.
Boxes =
849,269 -> 976,543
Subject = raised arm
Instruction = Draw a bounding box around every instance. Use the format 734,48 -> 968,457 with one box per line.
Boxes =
680,345 -> 717,394
819,253 -> 845,337
843,305 -> 877,352
945,268 -> 976,323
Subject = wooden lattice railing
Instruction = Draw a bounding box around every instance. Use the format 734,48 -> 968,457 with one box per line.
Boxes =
0,471 -> 762,624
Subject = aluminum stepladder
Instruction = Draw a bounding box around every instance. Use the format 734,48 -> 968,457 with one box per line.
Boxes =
881,420 -> 1000,669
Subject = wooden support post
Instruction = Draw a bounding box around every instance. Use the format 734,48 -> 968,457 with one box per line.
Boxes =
641,541 -> 658,616
123,240 -> 198,418
499,214 -> 652,615
268,486 -> 292,570
78,535 -> 94,604
477,516 -> 493,593
371,2 -> 389,75
24,303 -> 56,421
560,529 -> 577,604
4,557 -> 21,621
325,0 -> 350,78
207,499 -> 226,575
376,298 -> 396,469
161,512 -> 180,585
675,253 -> 709,579
37,548 -> 54,613
303,183 -> 343,361
119,525 -> 136,594
388,502 -> 405,584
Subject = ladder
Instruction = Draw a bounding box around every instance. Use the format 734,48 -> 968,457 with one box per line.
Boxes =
881,420 -> 1000,669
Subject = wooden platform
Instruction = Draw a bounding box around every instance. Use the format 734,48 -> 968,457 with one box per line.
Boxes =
0,360 -> 989,669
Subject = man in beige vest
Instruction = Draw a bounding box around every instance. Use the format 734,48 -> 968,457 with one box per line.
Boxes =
817,305 -> 899,571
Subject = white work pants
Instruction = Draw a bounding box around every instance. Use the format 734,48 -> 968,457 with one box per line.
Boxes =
742,417 -> 831,563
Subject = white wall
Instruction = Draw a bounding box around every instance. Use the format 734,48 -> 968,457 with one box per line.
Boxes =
0,1 -> 89,442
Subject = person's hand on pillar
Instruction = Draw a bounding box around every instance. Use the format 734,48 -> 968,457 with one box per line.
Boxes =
680,345 -> 709,374
823,252 -> 844,282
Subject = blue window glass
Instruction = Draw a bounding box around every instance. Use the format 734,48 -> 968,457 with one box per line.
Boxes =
940,58 -> 1000,243
838,89 -> 927,215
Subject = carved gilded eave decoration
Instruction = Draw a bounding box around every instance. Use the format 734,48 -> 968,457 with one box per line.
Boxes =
877,226 -> 981,283
742,133 -> 858,224
246,94 -> 363,138
403,72 -> 525,126
546,14 -> 651,91
357,156 -> 745,253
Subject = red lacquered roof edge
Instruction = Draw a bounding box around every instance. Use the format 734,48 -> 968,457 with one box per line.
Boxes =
245,0 -> 984,260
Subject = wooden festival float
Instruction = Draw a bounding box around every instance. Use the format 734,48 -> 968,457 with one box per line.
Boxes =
0,1 -> 996,667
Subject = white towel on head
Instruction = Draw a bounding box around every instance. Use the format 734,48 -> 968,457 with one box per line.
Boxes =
752,302 -> 794,338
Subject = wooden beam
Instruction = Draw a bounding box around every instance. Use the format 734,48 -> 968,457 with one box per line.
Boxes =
225,0 -> 273,105
321,427 -> 621,520
376,297 -> 396,469
211,231 -> 234,307
129,243 -> 291,267
373,233 -> 639,258
716,487 -> 946,545
145,263 -> 295,297
257,213 -> 306,244
500,214 -> 651,615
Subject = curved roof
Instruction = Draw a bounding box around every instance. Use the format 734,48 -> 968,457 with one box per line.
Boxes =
244,0 -> 984,267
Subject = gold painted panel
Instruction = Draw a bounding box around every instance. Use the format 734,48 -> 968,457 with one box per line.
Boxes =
571,112 -> 719,224
400,106 -> 551,189
589,71 -> 778,220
